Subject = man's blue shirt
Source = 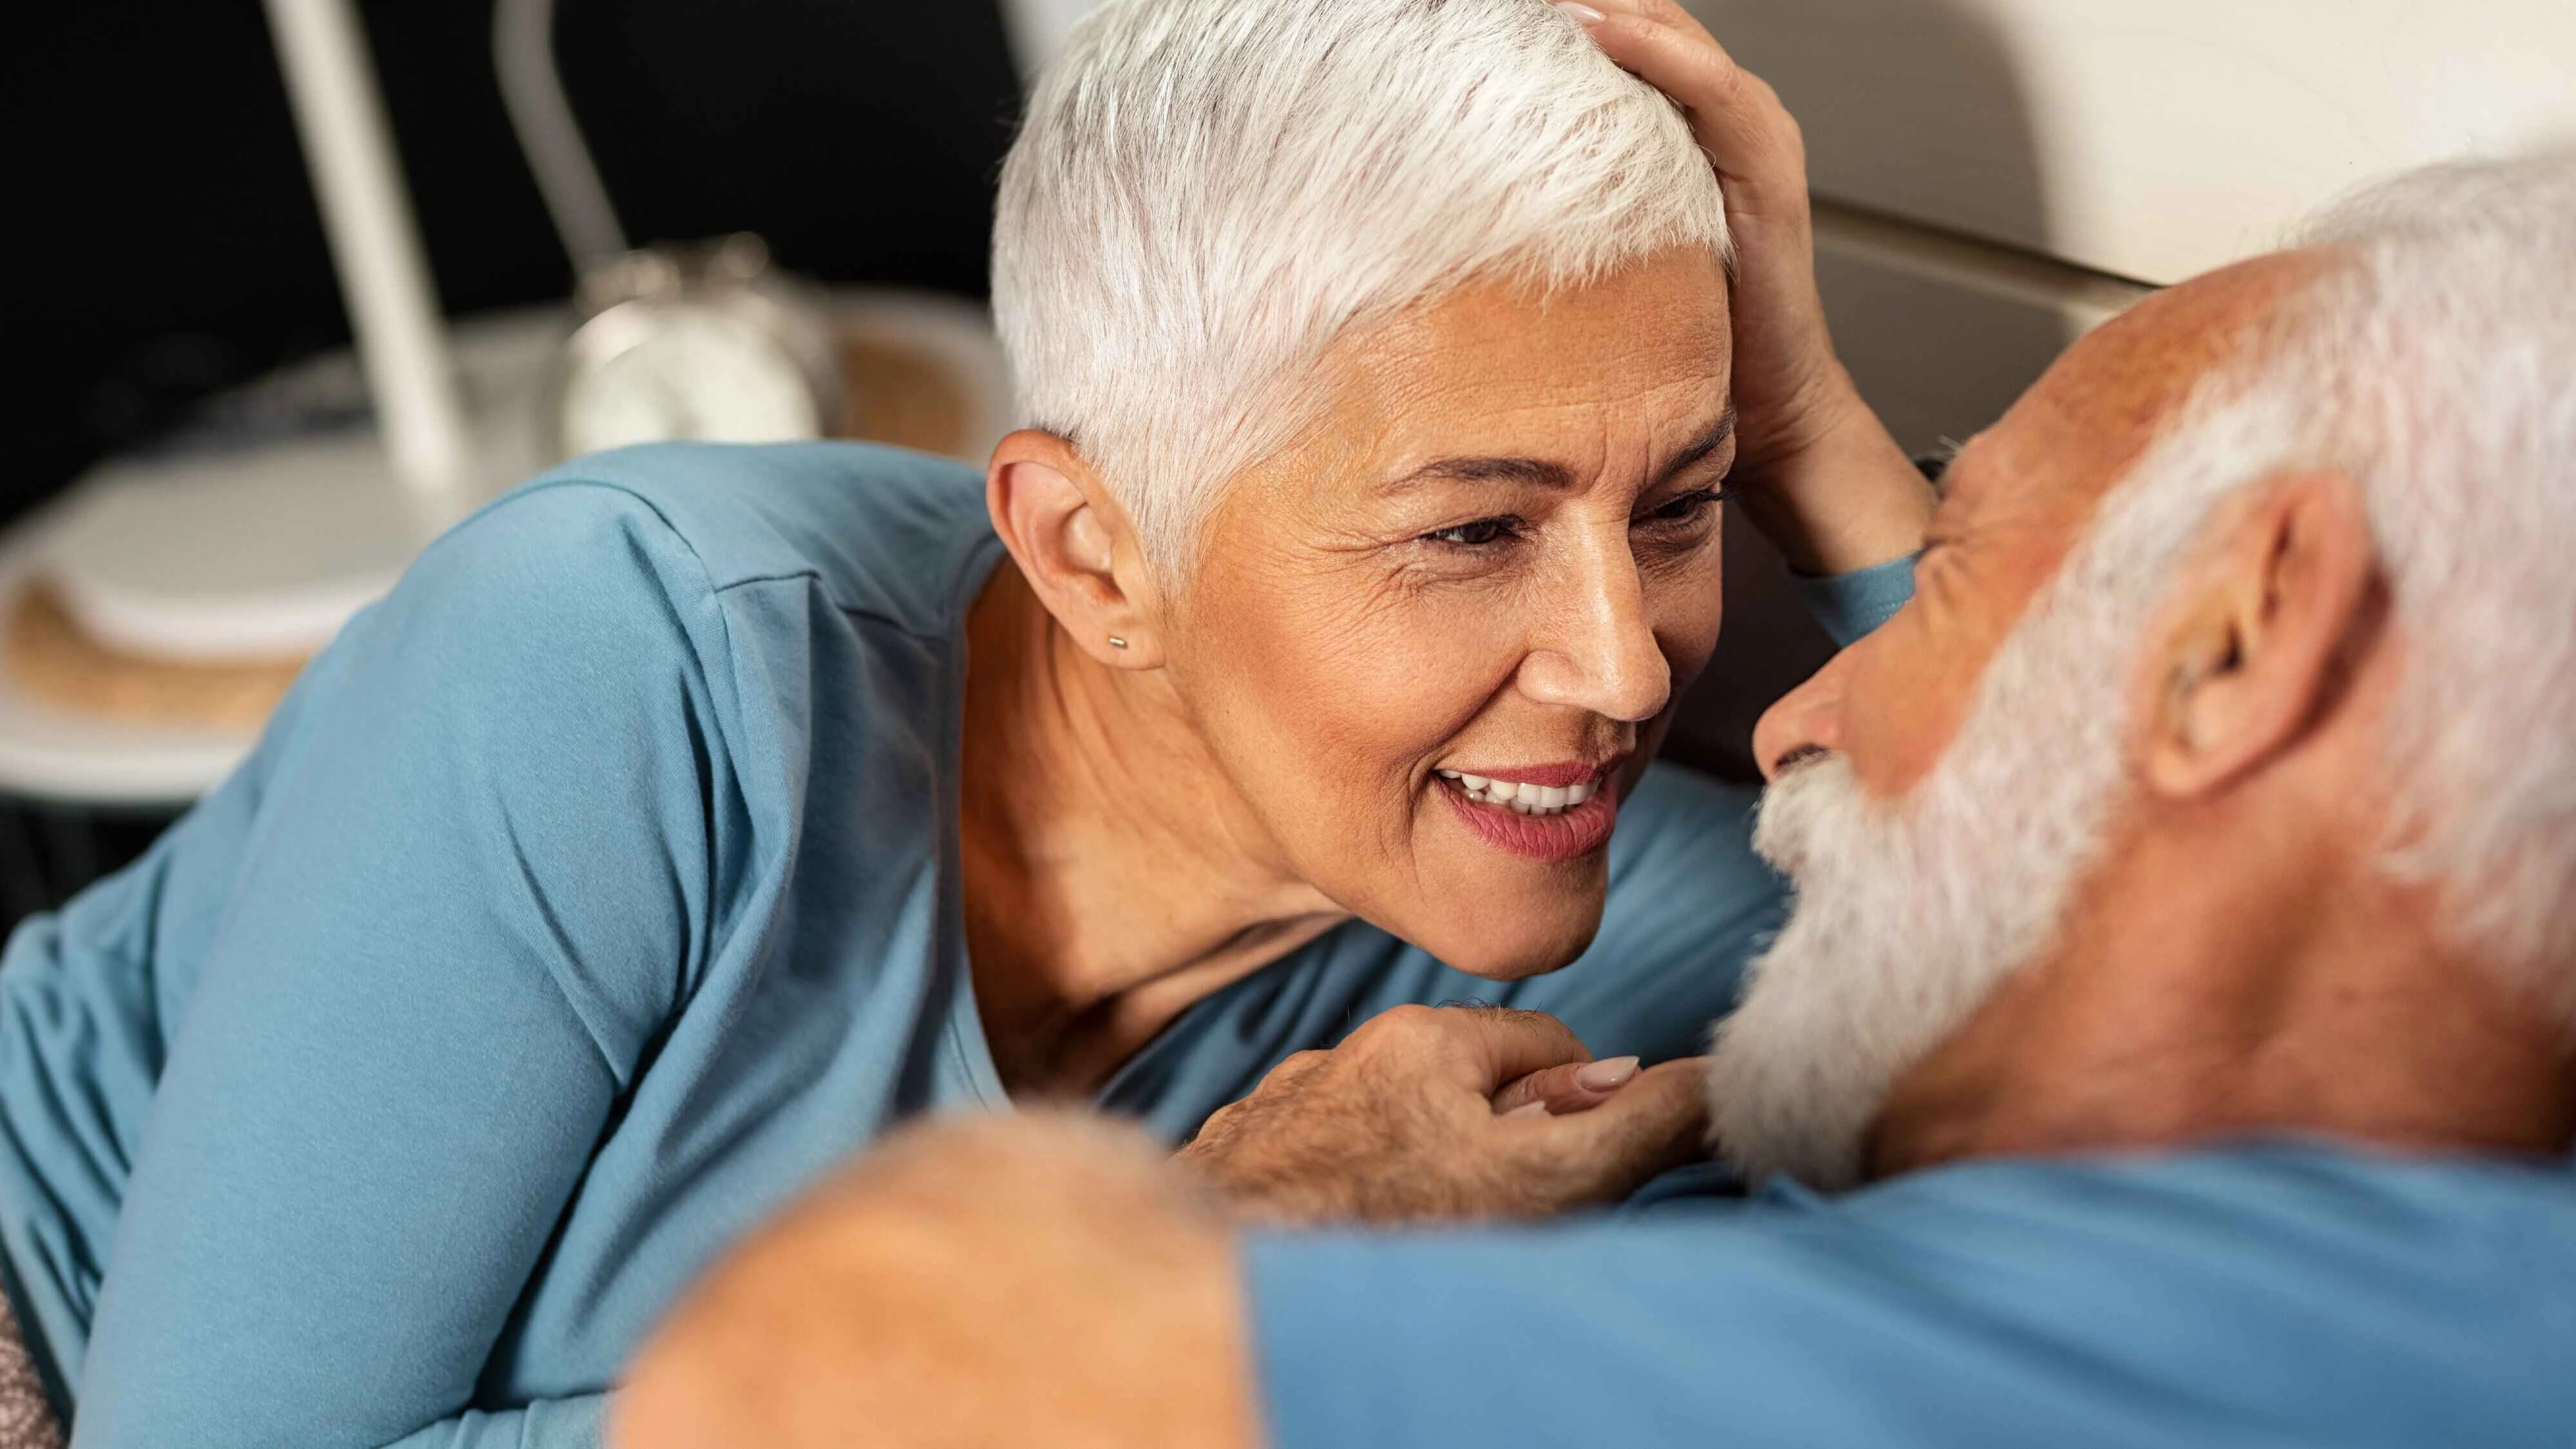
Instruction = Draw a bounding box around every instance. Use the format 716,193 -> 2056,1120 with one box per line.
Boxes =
1249,1142 -> 2576,1446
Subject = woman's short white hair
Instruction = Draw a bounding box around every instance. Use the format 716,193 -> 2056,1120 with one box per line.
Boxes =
993,0 -> 1729,574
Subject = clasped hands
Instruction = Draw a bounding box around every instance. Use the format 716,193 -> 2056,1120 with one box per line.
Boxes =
1177,1005 -> 1710,1224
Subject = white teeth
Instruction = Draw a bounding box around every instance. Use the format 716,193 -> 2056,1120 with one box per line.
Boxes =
1440,772 -> 1600,817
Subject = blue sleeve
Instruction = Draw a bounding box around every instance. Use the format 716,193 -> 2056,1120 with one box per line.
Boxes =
1789,552 -> 1917,647
1244,1148 -> 2576,1449
73,484 -> 738,1448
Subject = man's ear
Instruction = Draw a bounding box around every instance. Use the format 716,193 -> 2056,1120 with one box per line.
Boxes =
2140,470 -> 2379,799
985,430 -> 1166,667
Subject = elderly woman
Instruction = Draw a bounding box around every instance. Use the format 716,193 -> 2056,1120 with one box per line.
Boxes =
0,1 -> 1926,1444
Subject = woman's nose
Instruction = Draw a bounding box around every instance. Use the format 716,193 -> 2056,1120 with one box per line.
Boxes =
1751,646 -> 1854,780
1517,547 -> 1672,723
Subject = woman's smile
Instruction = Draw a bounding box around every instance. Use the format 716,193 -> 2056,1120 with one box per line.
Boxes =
1434,759 -> 1624,862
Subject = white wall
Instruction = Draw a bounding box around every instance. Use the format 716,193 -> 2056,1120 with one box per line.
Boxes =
1697,0 -> 2576,285
998,0 -> 1105,80
1005,1 -> 2576,281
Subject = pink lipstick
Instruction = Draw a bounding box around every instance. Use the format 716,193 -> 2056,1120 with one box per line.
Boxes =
1434,758 -> 1625,863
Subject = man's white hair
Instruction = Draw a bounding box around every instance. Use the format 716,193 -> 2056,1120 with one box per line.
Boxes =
2295,153 -> 2576,1017
1709,151 -> 2576,1189
992,0 -> 1729,575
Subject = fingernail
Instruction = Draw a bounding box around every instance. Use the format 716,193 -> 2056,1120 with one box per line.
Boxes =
1555,2 -> 1607,24
1504,1101 -> 1551,1120
1575,1056 -> 1640,1092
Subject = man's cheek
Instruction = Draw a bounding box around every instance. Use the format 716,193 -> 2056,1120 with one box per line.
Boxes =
1849,641 -> 1970,799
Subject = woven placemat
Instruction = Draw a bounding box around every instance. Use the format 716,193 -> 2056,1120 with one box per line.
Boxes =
840,331 -> 974,457
5,583 -> 303,732
8,328 -> 982,734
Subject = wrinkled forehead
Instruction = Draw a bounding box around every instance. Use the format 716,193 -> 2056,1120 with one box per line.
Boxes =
1938,250 -> 2330,565
1218,246 -> 1734,521
1327,249 -> 1731,446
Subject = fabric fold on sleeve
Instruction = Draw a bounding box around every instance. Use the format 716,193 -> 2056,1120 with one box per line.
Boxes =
378,1393 -> 606,1449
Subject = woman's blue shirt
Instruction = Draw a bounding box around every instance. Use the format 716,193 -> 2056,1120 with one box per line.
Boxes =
0,442 -> 1912,1446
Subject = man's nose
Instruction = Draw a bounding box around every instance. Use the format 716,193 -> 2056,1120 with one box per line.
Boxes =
1517,539 -> 1672,723
1751,647 -> 1853,780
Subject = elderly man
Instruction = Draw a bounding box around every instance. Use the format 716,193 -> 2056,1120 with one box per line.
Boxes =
614,131 -> 2576,1449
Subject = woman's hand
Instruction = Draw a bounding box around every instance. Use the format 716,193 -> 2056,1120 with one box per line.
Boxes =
1562,1 -> 1933,575
1176,1005 -> 1707,1224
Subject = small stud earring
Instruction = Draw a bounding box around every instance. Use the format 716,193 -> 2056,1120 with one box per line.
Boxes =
1108,636 -> 1129,650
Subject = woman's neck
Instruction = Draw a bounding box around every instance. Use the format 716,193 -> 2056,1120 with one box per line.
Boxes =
958,563 -> 1347,1096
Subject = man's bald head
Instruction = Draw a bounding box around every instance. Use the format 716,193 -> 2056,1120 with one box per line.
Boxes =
1788,250 -> 2336,797
1852,152 -> 2576,987
1984,249 -> 2327,533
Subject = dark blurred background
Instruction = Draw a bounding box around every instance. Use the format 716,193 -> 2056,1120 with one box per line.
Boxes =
1,0 -> 1021,529
0,0 -> 1025,923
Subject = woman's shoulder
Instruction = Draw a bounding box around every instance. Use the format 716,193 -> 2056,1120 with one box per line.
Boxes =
272,442 -> 995,840
265,442 -> 985,923
1609,761 -> 1765,887
482,441 -> 999,639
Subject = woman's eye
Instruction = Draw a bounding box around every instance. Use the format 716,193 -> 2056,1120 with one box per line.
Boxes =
1642,487 -> 1727,525
1423,516 -> 1522,548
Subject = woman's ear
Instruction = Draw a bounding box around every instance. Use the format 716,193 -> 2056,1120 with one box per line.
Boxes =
985,431 -> 1166,667
2139,470 -> 2380,799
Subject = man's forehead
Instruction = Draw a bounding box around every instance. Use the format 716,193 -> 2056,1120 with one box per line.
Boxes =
1940,250 -> 2329,536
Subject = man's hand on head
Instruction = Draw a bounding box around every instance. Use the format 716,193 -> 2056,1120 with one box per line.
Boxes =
616,1112 -> 1260,1449
1177,1005 -> 1710,1224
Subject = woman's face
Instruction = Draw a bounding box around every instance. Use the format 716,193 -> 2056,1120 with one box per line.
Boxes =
1166,246 -> 1734,978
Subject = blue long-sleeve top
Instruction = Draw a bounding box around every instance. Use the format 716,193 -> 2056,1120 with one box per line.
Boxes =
0,442 -> 1917,1447
1248,1142 -> 2576,1446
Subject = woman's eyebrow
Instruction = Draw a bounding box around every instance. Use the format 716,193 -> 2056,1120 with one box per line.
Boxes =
1654,408 -> 1738,484
1376,408 -> 1738,495
1378,455 -> 1577,493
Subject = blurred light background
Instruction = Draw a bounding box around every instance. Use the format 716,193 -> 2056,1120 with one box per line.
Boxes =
0,1 -> 1027,925
5,2 -> 1018,518
0,0 -> 2567,935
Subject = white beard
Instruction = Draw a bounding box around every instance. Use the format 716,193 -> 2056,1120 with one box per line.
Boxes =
1705,569 -> 2147,1189
1702,375 -> 2376,1188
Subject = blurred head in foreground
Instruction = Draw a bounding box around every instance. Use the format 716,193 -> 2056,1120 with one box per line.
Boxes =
1718,155 -> 2576,1188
